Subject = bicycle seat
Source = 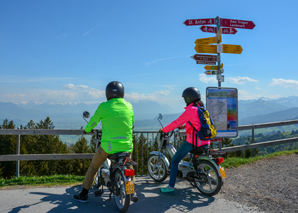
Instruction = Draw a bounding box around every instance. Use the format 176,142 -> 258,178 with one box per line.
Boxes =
108,152 -> 130,160
190,145 -> 210,154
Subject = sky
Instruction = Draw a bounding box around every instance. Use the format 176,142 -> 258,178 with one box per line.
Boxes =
1,0 -> 298,113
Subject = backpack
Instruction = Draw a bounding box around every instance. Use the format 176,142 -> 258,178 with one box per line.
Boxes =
188,107 -> 217,141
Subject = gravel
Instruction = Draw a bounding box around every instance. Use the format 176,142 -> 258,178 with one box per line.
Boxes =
218,153 -> 298,213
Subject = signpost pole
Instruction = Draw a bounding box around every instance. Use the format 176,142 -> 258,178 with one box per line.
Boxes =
216,16 -> 221,88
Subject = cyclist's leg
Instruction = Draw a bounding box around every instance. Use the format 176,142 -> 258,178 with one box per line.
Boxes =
82,146 -> 109,190
168,141 -> 193,188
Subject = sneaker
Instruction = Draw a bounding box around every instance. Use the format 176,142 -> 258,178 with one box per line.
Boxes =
131,193 -> 138,202
160,186 -> 175,196
73,194 -> 89,203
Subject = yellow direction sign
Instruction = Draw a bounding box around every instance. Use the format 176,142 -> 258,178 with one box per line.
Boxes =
195,36 -> 222,45
204,63 -> 223,70
216,28 -> 222,43
219,44 -> 243,54
194,44 -> 217,53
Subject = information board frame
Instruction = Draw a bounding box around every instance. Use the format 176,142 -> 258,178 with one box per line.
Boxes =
206,87 -> 238,138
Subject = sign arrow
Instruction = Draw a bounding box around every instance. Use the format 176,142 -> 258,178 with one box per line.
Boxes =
184,18 -> 215,26
194,44 -> 217,54
204,69 -> 224,75
191,54 -> 218,61
200,26 -> 238,34
204,63 -> 223,70
218,44 -> 243,54
220,18 -> 256,29
195,36 -> 221,45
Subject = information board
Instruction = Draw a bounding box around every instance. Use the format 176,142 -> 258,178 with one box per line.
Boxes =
206,87 -> 238,138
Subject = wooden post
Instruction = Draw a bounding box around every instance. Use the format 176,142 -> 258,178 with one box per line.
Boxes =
16,127 -> 20,177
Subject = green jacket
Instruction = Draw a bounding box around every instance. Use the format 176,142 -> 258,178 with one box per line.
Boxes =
85,98 -> 134,154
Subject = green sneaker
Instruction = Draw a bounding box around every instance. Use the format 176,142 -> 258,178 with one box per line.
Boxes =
160,186 -> 175,196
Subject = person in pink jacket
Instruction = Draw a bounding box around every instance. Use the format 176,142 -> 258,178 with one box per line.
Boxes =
159,87 -> 210,196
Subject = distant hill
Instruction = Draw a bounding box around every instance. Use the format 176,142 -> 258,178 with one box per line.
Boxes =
239,107 -> 298,125
238,98 -> 289,119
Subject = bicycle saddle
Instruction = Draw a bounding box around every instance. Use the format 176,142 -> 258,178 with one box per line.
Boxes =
190,144 -> 210,154
108,152 -> 130,160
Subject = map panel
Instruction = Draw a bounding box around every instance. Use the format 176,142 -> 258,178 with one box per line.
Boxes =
206,87 -> 238,138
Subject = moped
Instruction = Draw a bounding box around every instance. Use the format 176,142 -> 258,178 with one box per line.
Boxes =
147,113 -> 226,196
83,111 -> 137,213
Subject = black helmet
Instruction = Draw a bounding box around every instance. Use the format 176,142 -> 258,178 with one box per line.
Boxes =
106,81 -> 124,100
182,87 -> 201,105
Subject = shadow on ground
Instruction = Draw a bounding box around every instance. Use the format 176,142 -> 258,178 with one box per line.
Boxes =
7,177 -> 215,213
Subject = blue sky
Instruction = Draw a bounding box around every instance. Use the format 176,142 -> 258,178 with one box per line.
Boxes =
1,0 -> 298,113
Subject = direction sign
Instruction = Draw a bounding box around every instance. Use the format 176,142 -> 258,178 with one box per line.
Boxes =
194,44 -> 217,54
218,44 -> 243,54
191,54 -> 218,61
197,61 -> 216,65
184,18 -> 215,26
220,18 -> 256,29
205,69 -> 224,75
195,36 -> 221,44
204,63 -> 223,70
200,26 -> 238,34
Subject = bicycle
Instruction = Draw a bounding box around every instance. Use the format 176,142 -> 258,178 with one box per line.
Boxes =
147,113 -> 226,196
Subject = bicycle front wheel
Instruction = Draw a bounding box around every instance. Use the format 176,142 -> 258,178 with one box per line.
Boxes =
114,170 -> 131,213
147,154 -> 168,182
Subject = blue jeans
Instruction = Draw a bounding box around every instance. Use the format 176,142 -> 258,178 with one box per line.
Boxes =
169,141 -> 193,188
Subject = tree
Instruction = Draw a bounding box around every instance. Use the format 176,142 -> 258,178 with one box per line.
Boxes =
0,119 -> 17,178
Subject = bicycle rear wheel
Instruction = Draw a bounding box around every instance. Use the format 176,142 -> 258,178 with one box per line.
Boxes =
194,160 -> 222,196
114,170 -> 131,213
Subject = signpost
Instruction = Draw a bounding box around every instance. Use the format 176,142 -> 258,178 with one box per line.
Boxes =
200,26 -> 238,34
220,18 -> 256,29
184,16 -> 254,139
184,18 -> 215,26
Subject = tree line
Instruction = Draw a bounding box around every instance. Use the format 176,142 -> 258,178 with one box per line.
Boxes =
1,117 -> 297,179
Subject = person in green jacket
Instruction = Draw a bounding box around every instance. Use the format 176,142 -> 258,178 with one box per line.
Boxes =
73,81 -> 137,203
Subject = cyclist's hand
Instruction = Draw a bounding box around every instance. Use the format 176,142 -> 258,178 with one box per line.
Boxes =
178,125 -> 185,130
158,128 -> 164,133
83,130 -> 88,134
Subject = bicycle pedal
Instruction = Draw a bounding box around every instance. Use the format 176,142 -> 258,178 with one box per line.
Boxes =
94,190 -> 103,197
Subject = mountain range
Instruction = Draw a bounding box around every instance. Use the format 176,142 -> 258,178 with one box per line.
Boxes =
1,96 -> 298,130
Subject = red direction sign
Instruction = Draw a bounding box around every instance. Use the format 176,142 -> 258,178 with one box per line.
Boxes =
220,18 -> 256,29
191,54 -> 218,65
184,18 -> 215,26
200,26 -> 238,34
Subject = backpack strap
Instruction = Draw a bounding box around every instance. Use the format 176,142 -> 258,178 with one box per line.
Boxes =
188,121 -> 197,149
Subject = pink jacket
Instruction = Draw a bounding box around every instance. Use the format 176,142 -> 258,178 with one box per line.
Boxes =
163,103 -> 210,147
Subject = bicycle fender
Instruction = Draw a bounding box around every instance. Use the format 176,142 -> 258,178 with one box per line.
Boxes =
196,158 -> 222,178
149,151 -> 170,170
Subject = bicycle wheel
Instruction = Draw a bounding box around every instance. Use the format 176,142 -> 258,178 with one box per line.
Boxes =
114,170 -> 131,213
147,154 -> 168,182
194,160 -> 222,196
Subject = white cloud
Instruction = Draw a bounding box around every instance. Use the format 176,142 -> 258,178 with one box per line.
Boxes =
228,76 -> 258,84
125,90 -> 172,103
64,84 -> 89,90
255,86 -> 261,90
199,74 -> 217,84
144,56 -> 185,66
83,24 -> 104,36
269,78 -> 298,88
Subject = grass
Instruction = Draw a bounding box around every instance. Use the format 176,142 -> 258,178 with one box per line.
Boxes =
222,148 -> 298,168
0,175 -> 84,188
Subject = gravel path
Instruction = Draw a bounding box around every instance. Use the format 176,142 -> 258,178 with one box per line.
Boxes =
218,153 -> 298,213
